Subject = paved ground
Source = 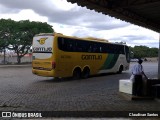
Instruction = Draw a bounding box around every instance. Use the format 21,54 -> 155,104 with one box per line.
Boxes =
0,62 -> 159,118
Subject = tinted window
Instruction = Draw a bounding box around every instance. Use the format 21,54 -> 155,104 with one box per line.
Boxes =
58,37 -> 125,54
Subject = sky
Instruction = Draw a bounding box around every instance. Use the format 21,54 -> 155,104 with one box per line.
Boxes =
0,0 -> 159,48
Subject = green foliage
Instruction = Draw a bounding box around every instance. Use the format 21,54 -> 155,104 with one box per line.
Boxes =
0,19 -> 54,63
0,19 -> 15,51
129,45 -> 158,58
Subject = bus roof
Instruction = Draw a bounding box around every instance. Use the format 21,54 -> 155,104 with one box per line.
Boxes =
83,37 -> 109,42
35,33 -> 54,36
35,32 -> 68,37
34,33 -> 127,46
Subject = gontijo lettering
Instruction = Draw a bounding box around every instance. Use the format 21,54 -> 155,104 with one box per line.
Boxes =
81,55 -> 102,60
33,47 -> 52,52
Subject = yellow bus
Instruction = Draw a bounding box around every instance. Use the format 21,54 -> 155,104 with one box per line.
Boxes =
32,33 -> 130,79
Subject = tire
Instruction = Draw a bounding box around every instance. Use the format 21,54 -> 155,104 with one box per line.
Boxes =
82,67 -> 90,79
54,77 -> 60,80
73,68 -> 81,80
118,65 -> 123,74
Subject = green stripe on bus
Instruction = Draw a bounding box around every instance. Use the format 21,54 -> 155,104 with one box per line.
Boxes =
101,54 -> 119,70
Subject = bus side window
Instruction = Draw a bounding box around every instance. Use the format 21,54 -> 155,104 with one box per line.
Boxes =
125,46 -> 130,62
119,47 -> 122,54
88,45 -> 92,52
97,43 -> 102,53
118,45 -> 123,54
108,44 -> 112,53
102,44 -> 107,53
81,41 -> 90,52
115,45 -> 119,54
67,43 -> 72,51
105,44 -> 110,53
58,37 -> 65,51
76,40 -> 83,52
93,42 -> 100,53
72,39 -> 76,52
121,46 -> 125,54
93,44 -> 99,53
66,39 -> 74,52
111,45 -> 114,53
100,43 -> 105,53
60,38 -> 73,52
122,46 -> 125,54
63,38 -> 69,51
99,46 -> 102,53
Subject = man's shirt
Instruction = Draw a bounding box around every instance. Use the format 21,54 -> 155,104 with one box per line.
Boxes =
131,64 -> 144,75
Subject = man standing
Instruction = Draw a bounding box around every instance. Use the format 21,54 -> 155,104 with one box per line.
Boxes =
131,59 -> 147,96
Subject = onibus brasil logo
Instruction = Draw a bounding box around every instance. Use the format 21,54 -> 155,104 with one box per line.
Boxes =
37,38 -> 48,45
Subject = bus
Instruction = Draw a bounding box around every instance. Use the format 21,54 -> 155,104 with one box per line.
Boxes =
32,33 -> 130,79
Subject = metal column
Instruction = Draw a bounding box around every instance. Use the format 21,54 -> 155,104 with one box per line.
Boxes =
158,33 -> 160,79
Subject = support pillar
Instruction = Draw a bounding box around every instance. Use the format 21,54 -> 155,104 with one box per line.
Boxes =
3,46 -> 6,64
158,33 -> 160,79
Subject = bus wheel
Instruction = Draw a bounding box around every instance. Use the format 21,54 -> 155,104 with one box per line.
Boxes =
82,67 -> 90,79
73,68 -> 81,80
54,77 -> 60,80
118,65 -> 123,74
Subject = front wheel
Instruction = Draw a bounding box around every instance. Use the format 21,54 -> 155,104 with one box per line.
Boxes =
117,65 -> 123,74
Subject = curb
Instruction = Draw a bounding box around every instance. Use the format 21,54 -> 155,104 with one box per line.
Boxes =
0,64 -> 32,68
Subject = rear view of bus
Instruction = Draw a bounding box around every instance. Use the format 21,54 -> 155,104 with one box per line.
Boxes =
32,33 -> 56,77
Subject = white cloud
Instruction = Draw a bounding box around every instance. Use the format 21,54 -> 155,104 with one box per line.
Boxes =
0,9 -> 48,22
51,0 -> 76,10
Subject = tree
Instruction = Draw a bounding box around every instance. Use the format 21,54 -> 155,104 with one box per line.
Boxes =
0,19 -> 16,63
0,19 -> 16,47
130,45 -> 158,58
0,19 -> 54,64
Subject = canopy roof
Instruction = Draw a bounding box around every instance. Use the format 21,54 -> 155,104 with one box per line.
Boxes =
67,0 -> 160,33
